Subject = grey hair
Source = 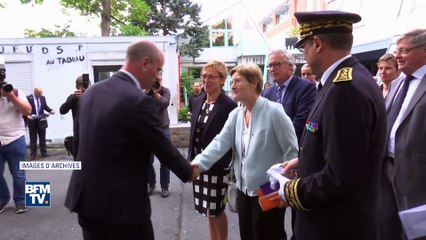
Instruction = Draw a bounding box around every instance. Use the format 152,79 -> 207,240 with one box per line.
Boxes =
269,49 -> 296,72
397,29 -> 426,48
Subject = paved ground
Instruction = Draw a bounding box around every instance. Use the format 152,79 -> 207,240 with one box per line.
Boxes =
0,148 -> 291,240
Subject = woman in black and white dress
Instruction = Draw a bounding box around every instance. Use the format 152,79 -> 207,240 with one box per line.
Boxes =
188,60 -> 237,240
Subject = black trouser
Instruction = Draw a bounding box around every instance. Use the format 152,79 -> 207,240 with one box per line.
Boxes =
78,214 -> 154,240
237,189 -> 286,240
28,119 -> 47,157
378,157 -> 404,240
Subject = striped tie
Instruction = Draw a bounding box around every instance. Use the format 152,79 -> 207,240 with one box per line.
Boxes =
275,85 -> 284,103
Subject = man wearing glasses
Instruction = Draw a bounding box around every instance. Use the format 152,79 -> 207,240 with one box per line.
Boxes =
262,50 -> 316,142
382,28 -> 426,239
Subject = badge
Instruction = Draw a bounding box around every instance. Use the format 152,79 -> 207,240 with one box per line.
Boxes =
305,120 -> 319,134
333,67 -> 353,83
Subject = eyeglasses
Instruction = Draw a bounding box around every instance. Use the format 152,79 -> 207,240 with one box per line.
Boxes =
267,61 -> 287,69
393,46 -> 417,55
200,74 -> 220,80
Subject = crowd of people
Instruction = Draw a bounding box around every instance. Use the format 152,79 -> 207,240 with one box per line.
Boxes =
0,9 -> 425,240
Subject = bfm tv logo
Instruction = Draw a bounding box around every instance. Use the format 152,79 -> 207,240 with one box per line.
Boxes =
25,182 -> 51,207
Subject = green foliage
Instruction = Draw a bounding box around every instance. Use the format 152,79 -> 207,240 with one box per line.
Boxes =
24,23 -> 77,38
141,0 -> 207,59
178,106 -> 190,121
21,0 -> 151,36
180,71 -> 196,96
289,26 -> 300,37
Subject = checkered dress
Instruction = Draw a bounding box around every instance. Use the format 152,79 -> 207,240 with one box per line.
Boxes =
192,102 -> 230,216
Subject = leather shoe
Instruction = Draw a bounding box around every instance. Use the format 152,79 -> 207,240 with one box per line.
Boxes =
161,188 -> 169,198
41,154 -> 50,158
147,185 -> 155,195
30,156 -> 36,161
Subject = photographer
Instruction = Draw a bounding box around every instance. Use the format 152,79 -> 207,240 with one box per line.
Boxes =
146,79 -> 172,198
0,58 -> 32,214
26,87 -> 55,160
60,74 -> 91,158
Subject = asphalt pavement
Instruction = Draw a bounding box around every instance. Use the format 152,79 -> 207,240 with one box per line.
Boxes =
0,148 -> 291,240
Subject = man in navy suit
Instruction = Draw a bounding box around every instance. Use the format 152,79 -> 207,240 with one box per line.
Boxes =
262,50 -> 316,142
280,11 -> 387,239
26,87 -> 55,159
65,40 -> 198,240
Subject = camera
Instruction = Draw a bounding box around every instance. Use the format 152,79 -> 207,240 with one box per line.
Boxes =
147,81 -> 161,96
82,74 -> 90,92
152,80 -> 161,91
0,68 -> 13,93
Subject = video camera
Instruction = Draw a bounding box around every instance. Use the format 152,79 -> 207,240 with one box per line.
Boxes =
82,74 -> 90,92
0,68 -> 13,93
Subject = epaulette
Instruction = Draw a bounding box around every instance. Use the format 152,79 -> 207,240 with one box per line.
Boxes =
333,67 -> 353,83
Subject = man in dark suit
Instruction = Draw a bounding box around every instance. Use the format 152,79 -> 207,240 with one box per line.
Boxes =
381,28 -> 426,240
65,40 -> 198,240
279,11 -> 387,239
26,87 -> 55,159
187,81 -> 202,115
262,50 -> 316,142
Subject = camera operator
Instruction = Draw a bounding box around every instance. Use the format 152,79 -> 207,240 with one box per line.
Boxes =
60,74 -> 91,158
0,58 -> 32,214
26,87 -> 55,160
146,79 -> 172,198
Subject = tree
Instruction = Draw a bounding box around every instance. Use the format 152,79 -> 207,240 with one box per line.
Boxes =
20,0 -> 151,36
141,0 -> 209,60
24,23 -> 76,38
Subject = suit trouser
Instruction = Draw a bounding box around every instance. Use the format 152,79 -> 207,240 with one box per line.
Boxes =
78,213 -> 153,240
28,120 -> 47,157
378,157 -> 404,240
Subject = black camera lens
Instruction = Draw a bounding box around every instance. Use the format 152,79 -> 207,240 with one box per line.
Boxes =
0,81 -> 13,92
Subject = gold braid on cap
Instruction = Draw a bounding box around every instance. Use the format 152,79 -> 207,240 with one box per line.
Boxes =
299,19 -> 353,37
284,178 -> 310,211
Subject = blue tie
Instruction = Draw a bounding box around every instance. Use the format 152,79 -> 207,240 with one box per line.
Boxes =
275,85 -> 284,103
36,97 -> 40,115
386,75 -> 414,136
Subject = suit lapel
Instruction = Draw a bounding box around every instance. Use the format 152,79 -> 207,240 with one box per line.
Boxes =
189,93 -> 205,138
282,76 -> 295,105
399,74 -> 426,124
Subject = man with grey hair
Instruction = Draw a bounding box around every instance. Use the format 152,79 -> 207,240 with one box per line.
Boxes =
262,49 -> 316,142
261,49 -> 316,240
381,28 -> 426,239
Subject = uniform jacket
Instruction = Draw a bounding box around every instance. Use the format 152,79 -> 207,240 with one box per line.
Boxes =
388,70 -> 426,208
188,91 -> 237,173
262,75 -> 316,142
294,56 -> 387,239
64,71 -> 193,224
192,96 -> 298,195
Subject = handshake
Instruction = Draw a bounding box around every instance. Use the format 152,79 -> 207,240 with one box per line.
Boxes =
190,164 -> 199,182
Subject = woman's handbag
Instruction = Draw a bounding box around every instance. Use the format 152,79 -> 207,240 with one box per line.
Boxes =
225,155 -> 238,213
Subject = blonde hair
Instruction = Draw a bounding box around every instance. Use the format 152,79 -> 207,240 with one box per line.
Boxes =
230,64 -> 263,94
202,60 -> 228,78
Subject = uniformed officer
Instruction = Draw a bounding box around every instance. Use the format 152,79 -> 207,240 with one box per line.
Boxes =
278,11 -> 387,239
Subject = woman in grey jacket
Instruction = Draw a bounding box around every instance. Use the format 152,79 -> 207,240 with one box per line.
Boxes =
192,63 -> 298,240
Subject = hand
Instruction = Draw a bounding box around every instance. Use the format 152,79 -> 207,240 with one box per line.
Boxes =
190,163 -> 199,182
281,157 -> 299,179
270,192 -> 289,208
74,89 -> 82,99
50,110 -> 55,115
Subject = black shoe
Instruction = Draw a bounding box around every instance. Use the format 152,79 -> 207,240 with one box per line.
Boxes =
148,185 -> 155,195
15,204 -> 28,214
41,154 -> 50,158
0,199 -> 10,214
161,188 -> 169,198
29,156 -> 36,161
